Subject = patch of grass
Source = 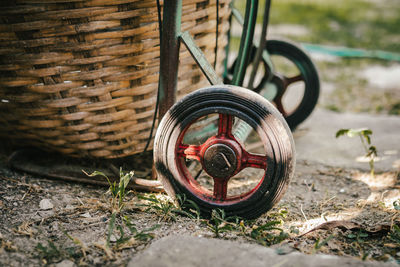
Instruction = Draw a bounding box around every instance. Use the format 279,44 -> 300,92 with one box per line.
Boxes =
234,0 -> 399,52
138,193 -> 201,221
138,193 -> 179,221
268,0 -> 400,53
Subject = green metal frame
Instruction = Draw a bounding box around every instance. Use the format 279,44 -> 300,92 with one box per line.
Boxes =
159,0 -> 261,120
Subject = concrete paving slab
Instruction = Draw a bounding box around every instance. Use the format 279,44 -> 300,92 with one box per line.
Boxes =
128,235 -> 397,267
294,109 -> 400,172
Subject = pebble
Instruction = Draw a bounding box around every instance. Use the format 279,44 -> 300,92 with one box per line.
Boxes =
109,234 -> 117,242
81,212 -> 91,218
39,199 -> 54,210
65,204 -> 74,210
55,259 -> 76,267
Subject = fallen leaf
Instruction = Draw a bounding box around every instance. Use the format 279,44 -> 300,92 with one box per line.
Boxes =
299,220 -> 391,237
384,243 -> 399,248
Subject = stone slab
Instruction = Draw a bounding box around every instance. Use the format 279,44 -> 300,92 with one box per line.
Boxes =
294,109 -> 400,172
128,235 -> 397,267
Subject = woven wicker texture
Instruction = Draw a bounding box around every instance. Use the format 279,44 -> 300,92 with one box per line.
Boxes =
0,0 -> 230,158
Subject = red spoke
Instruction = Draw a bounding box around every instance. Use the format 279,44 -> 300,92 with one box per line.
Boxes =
286,74 -> 303,85
242,151 -> 267,170
213,179 -> 228,201
217,114 -> 234,137
177,144 -> 202,161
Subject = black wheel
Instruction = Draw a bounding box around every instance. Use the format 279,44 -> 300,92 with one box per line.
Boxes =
154,85 -> 295,219
226,39 -> 320,130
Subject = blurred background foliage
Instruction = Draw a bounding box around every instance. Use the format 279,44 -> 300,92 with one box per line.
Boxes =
233,0 -> 400,115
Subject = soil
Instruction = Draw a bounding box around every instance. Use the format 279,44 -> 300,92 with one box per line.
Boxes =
0,149 -> 399,266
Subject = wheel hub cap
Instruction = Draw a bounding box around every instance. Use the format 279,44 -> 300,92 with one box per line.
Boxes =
203,144 -> 237,178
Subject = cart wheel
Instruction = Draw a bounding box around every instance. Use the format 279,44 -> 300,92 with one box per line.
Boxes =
154,85 -> 295,219
227,39 -> 319,130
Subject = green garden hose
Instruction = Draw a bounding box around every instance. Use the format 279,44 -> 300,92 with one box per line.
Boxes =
301,43 -> 400,62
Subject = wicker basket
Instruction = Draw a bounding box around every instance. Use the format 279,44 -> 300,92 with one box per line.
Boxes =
0,0 -> 230,158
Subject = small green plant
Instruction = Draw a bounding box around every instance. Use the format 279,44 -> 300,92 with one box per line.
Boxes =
36,241 -> 62,262
84,168 -> 134,212
346,230 -> 370,260
84,168 -> 160,251
202,209 -> 241,238
388,224 -> 400,244
138,193 -> 201,221
175,194 -> 201,220
336,128 -> 378,177
313,234 -> 334,254
393,200 -> 400,211
347,230 -> 369,243
249,221 -> 289,246
123,216 -> 159,242
107,216 -> 158,249
36,239 -> 83,264
105,213 -> 159,249
138,193 -> 178,221
62,227 -> 87,260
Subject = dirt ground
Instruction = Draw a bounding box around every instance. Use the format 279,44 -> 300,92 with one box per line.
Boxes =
0,147 -> 399,266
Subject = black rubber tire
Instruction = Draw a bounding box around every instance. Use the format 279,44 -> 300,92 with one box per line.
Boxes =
154,85 -> 295,219
265,39 -> 320,130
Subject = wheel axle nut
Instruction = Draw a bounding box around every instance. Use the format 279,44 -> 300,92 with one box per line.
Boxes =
203,144 -> 238,179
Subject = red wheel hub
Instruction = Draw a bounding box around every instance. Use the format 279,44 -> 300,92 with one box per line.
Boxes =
176,113 -> 268,203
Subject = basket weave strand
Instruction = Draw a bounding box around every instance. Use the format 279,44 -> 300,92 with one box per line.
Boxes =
0,0 -> 230,158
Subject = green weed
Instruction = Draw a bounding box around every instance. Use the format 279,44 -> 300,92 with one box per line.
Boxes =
202,209 -> 241,238
388,224 -> 400,244
105,213 -> 159,249
35,241 -> 61,262
175,194 -> 201,220
84,169 -> 160,251
347,230 -> 369,243
84,168 -> 134,212
35,240 -> 82,264
138,193 -> 201,221
313,234 -> 334,254
138,194 -> 178,221
346,230 -> 370,260
249,220 -> 289,246
393,200 -> 400,211
336,128 -> 378,177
